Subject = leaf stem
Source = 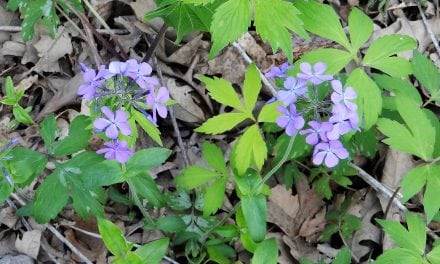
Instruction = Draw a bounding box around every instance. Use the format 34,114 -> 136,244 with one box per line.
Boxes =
129,183 -> 155,226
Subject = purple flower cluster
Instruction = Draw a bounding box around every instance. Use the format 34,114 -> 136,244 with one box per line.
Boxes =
78,59 -> 171,163
268,62 -> 359,168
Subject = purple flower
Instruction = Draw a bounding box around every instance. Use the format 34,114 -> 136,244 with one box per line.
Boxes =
108,61 -> 129,76
276,105 -> 305,136
96,140 -> 134,163
299,121 -> 333,145
146,86 -> 169,123
78,64 -> 108,99
93,107 -> 132,139
327,104 -> 359,140
312,140 -> 349,168
276,77 -> 308,106
330,80 -> 357,111
125,59 -> 159,90
265,62 -> 292,78
297,62 -> 333,85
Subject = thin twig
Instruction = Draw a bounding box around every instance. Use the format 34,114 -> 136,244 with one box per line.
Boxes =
415,0 -> 440,57
0,25 -> 127,34
142,24 -> 168,64
232,42 -> 277,97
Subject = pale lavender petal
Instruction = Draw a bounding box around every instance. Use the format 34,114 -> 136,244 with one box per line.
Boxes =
80,63 -> 88,73
157,87 -> 170,103
83,70 -> 95,83
324,152 -> 339,167
115,151 -> 130,163
114,110 -> 128,123
313,151 -> 326,166
285,122 -> 297,136
327,125 -> 340,140
331,80 -> 343,94
344,87 -> 357,99
156,105 -> 168,118
300,62 -> 312,75
334,147 -> 349,159
94,118 -> 111,130
293,116 -> 305,130
101,106 -> 115,121
276,116 -> 289,128
146,93 -> 155,107
313,62 -> 327,74
331,92 -> 343,104
118,122 -> 132,136
277,90 -> 296,106
284,77 -> 297,90
306,133 -> 319,145
139,62 -> 152,75
96,147 -> 110,154
105,124 -> 119,139
277,105 -> 289,116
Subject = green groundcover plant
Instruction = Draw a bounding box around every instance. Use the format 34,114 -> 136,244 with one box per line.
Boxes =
2,0 -> 440,263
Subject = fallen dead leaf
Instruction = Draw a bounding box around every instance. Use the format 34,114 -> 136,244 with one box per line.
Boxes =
15,229 -> 41,259
167,78 -> 205,123
0,207 -> 18,229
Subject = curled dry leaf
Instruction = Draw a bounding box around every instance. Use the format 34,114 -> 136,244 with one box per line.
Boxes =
0,207 -> 18,229
167,78 -> 205,123
15,230 -> 41,259
1,41 -> 26,57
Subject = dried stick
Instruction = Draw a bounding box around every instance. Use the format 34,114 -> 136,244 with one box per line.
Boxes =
415,0 -> 440,57
142,24 -> 168,64
0,25 -> 127,34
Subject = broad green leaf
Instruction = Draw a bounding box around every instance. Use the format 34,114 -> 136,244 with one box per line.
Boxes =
13,106 -> 34,125
133,109 -> 162,146
71,185 -> 104,219
295,0 -> 351,50
40,114 -> 57,151
332,247 -> 351,264
254,0 -> 308,62
251,238 -> 278,264
235,169 -> 263,196
424,164 -> 440,222
53,115 -> 92,156
98,217 -> 129,257
345,68 -> 382,129
207,244 -> 232,264
369,57 -> 412,78
4,76 -> 15,99
176,166 -> 220,189
348,8 -> 373,53
315,176 -> 332,199
135,238 -> 169,264
114,252 -> 142,264
145,0 -> 220,43
7,147 -> 47,185
0,171 -> 13,203
32,171 -> 69,223
195,112 -> 249,134
202,142 -> 227,173
203,176 -> 227,216
236,207 -> 258,252
241,194 -> 267,242
428,244 -> 440,264
401,165 -> 430,202
128,172 -> 164,208
373,74 -> 422,105
199,76 -> 244,111
412,50 -> 440,105
182,0 -> 214,4
80,160 -> 123,188
363,35 -> 416,75
258,101 -> 281,123
377,212 -> 426,254
341,215 -> 361,237
377,96 -> 435,160
156,216 -> 186,233
209,0 -> 251,58
298,48 -> 353,74
375,248 -> 425,264
126,148 -> 171,172
243,63 -> 261,113
232,124 -> 268,176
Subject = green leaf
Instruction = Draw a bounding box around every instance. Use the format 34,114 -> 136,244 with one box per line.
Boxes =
199,76 -> 244,111
0,170 -> 13,204
133,109 -> 162,146
203,176 -> 227,216
232,124 -> 267,176
427,244 -> 440,264
298,49 -> 353,75
209,0 -> 251,58
340,214 -> 362,237
258,101 -> 281,123
126,148 -> 171,172
295,0 -> 351,50
412,50 -> 440,105
128,172 -> 164,207
315,176 -> 332,199
71,185 -> 104,219
176,166 -> 220,189
156,216 -> 187,233
373,74 -> 422,105
346,68 -> 382,129
401,165 -> 430,203
7,147 -> 47,185
377,212 -> 426,254
348,8 -> 373,53
202,142 -> 227,173
235,169 -> 263,196
241,194 -> 267,242
80,160 -> 123,188
254,0 -> 308,62
19,0 -> 61,41
13,106 -> 34,125
32,171 -> 69,223
332,247 -> 351,264
53,115 -> 92,156
243,63 -> 262,113
424,164 -> 440,222
4,76 -> 16,99
98,217 -> 129,257
363,35 -> 416,76
195,113 -> 249,134
145,0 -> 219,43
377,96 -> 435,160
376,57 -> 413,78
251,238 -> 278,264
236,207 -> 258,252
135,238 -> 169,264
40,114 -> 57,151
375,248 -> 425,264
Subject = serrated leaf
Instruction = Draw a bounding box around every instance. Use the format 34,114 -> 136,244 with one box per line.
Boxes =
128,172 -> 164,207
32,171 -> 69,223
377,96 -> 435,160
135,238 -> 169,264
98,217 -> 129,257
0,170 -> 13,204
182,0 -> 214,4
427,244 -> 440,264
232,124 -> 267,176
133,109 -> 162,146
71,185 -> 104,219
53,115 -> 92,156
295,0 -> 351,50
176,166 -> 220,189
251,238 -> 277,264
7,147 -> 47,185
235,169 -> 263,196
209,0 -> 251,58
156,216 -> 186,233
401,165 -> 430,203
375,248 -> 425,264
241,194 -> 266,242
377,212 -> 426,254
332,247 -> 351,264
348,8 -> 373,53
298,48 -> 353,75
254,0 -> 308,62
4,76 -> 16,99
370,57 -> 412,77
315,176 -> 332,199
40,114 -> 57,151
372,74 -> 422,105
80,160 -> 123,188
243,63 -> 261,113
258,101 -> 281,123
346,68 -> 382,129
199,76 -> 244,111
195,112 -> 249,134
424,164 -> 440,222
13,106 -> 34,125
202,142 -> 227,173
412,50 -> 440,105
126,148 -> 171,172
203,176 -> 227,216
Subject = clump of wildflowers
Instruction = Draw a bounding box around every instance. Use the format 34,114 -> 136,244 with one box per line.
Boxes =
267,61 -> 359,168
77,60 -> 171,163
